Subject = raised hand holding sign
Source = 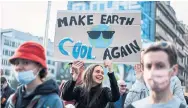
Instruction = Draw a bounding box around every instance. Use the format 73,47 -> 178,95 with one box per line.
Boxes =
104,60 -> 113,73
72,61 -> 84,81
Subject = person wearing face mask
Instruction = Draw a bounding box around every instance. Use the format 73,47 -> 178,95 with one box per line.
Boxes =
5,41 -> 63,108
124,50 -> 150,107
125,49 -> 187,107
1,76 -> 15,108
127,41 -> 187,108
62,60 -> 120,108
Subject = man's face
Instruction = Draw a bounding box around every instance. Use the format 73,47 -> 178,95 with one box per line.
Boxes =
143,51 -> 173,92
118,81 -> 127,93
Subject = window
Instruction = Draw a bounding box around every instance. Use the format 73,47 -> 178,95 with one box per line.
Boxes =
4,39 -> 9,46
5,69 -> 10,76
12,41 -> 15,47
48,60 -> 51,65
100,4 -> 104,10
157,8 -> 174,29
176,43 -> 182,50
166,33 -> 173,42
119,6 -> 125,10
3,49 -> 5,55
9,41 -> 12,47
93,4 -> 97,10
5,50 -> 8,55
1,59 -> 3,65
47,51 -> 50,56
78,6 -> 82,10
107,1 -> 112,8
51,69 -> 54,74
11,51 -> 14,56
2,59 -> 8,66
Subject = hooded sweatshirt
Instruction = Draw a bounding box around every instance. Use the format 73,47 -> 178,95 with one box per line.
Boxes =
6,79 -> 63,108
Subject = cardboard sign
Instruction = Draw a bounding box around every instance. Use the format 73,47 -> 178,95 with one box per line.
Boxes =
54,11 -> 141,64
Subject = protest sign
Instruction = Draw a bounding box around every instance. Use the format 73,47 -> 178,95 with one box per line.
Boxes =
54,11 -> 141,64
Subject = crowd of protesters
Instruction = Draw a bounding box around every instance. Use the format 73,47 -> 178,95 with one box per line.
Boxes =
1,41 -> 188,108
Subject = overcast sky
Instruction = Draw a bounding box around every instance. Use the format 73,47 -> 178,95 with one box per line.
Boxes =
171,1 -> 188,25
1,1 -> 188,41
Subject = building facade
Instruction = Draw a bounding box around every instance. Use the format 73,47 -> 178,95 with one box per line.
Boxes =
155,1 -> 188,85
67,1 -> 188,86
1,29 -> 56,83
68,1 -> 156,42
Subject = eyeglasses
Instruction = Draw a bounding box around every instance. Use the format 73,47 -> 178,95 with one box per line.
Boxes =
87,31 -> 115,39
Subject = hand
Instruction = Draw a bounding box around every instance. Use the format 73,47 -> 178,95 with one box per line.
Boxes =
134,64 -> 142,74
104,60 -> 113,73
134,64 -> 143,79
72,61 -> 84,81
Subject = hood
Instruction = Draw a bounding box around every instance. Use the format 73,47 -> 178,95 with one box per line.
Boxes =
34,79 -> 60,95
17,79 -> 60,99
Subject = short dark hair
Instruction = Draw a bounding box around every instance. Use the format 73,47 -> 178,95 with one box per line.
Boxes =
39,68 -> 47,79
144,41 -> 178,67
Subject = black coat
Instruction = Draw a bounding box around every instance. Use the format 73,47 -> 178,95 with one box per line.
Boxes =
1,85 -> 15,108
63,72 -> 120,108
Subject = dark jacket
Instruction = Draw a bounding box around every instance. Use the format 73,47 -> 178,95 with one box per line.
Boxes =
185,96 -> 188,104
1,85 -> 15,108
5,79 -> 63,108
59,80 -> 83,106
106,92 -> 127,108
62,72 -> 120,108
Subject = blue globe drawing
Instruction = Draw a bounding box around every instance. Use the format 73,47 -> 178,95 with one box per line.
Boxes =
87,24 -> 115,48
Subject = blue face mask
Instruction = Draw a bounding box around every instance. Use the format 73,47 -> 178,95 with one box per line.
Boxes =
15,70 -> 37,85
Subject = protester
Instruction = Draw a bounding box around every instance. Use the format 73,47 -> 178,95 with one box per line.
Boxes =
127,41 -> 187,108
124,50 -> 149,107
62,60 -> 120,108
106,80 -> 128,108
5,41 -> 63,108
59,61 -> 84,107
125,48 -> 187,107
1,76 -> 15,108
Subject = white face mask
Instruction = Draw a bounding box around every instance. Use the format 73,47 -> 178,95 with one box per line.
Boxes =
15,70 -> 38,85
144,67 -> 173,92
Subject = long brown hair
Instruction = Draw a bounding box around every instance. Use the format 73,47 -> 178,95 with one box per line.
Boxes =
79,64 -> 104,107
82,64 -> 103,92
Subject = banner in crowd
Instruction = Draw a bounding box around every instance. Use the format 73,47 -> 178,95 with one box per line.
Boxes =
54,11 -> 141,64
